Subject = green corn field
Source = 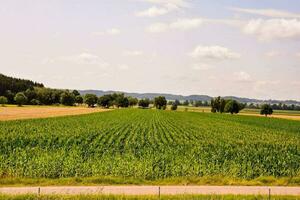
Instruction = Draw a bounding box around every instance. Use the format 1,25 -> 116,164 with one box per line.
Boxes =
0,109 -> 299,181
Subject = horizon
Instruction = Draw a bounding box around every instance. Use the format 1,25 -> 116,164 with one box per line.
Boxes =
1,0 -> 300,100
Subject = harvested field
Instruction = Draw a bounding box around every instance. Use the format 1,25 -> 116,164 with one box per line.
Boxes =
0,106 -> 109,121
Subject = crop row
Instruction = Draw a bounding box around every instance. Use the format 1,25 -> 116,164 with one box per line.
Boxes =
0,109 -> 299,179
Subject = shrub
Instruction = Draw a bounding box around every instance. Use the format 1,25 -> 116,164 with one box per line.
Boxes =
260,104 -> 273,116
171,103 -> 177,110
0,96 -> 8,106
14,92 -> 27,106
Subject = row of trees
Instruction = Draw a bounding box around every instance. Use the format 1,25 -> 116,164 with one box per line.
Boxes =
247,102 -> 300,111
210,96 -> 245,114
167,99 -> 210,107
0,73 -> 44,97
0,89 -> 83,106
210,96 -> 275,116
0,86 -> 171,110
83,94 -> 170,109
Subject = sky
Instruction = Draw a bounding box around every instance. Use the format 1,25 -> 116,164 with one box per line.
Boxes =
0,0 -> 300,100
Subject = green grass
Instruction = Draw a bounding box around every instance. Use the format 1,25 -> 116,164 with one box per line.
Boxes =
0,109 -> 299,185
0,194 -> 299,200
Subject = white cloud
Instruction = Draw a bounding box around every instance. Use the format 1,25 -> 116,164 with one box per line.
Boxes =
296,52 -> 300,58
230,7 -> 300,18
135,0 -> 187,17
234,71 -> 251,82
60,53 -> 109,68
92,28 -> 121,36
191,63 -> 214,71
189,45 -> 241,60
123,50 -> 144,56
146,18 -> 203,33
243,19 -> 300,41
170,18 -> 203,30
146,23 -> 168,33
136,6 -> 169,17
135,5 -> 177,17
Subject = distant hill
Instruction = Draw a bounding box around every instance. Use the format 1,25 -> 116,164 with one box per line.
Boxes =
1,73 -> 298,105
79,90 -> 300,105
0,73 -> 44,96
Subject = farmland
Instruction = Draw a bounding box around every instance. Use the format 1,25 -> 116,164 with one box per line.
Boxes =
0,106 -> 108,121
0,109 -> 299,185
176,106 -> 300,121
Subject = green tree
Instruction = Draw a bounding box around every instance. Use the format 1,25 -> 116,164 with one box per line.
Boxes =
98,94 -> 113,108
113,93 -> 129,108
183,100 -> 189,106
60,91 -> 75,106
211,96 -> 220,113
14,92 -> 27,106
220,98 -> 226,113
0,96 -> 8,106
260,104 -> 273,117
128,96 -> 138,107
138,98 -> 150,108
5,90 -> 15,104
171,102 -> 178,110
174,99 -> 180,106
24,89 -> 37,103
72,90 -> 80,97
84,94 -> 98,107
154,96 -> 167,110
75,95 -> 83,105
30,99 -> 40,105
194,100 -> 202,107
224,100 -> 241,114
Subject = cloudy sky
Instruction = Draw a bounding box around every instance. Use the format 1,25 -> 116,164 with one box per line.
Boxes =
1,0 -> 300,100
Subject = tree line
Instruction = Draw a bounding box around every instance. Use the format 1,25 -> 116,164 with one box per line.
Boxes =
0,73 -> 295,115
247,102 -> 300,111
167,99 -> 210,107
0,85 -> 170,110
209,96 -> 274,116
0,73 -> 44,97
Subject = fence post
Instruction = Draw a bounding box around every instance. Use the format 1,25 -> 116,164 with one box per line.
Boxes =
158,186 -> 161,200
37,187 -> 41,199
268,188 -> 271,200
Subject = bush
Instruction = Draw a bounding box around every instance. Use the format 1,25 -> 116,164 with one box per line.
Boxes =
171,103 -> 177,110
30,99 -> 41,105
260,104 -> 273,116
0,96 -> 8,106
14,92 -> 27,106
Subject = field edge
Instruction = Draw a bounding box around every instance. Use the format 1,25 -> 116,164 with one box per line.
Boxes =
0,176 -> 300,187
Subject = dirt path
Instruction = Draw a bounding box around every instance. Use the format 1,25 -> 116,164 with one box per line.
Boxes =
0,186 -> 299,196
0,106 -> 110,121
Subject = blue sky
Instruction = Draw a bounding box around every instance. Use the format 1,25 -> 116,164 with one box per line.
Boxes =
1,0 -> 300,100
